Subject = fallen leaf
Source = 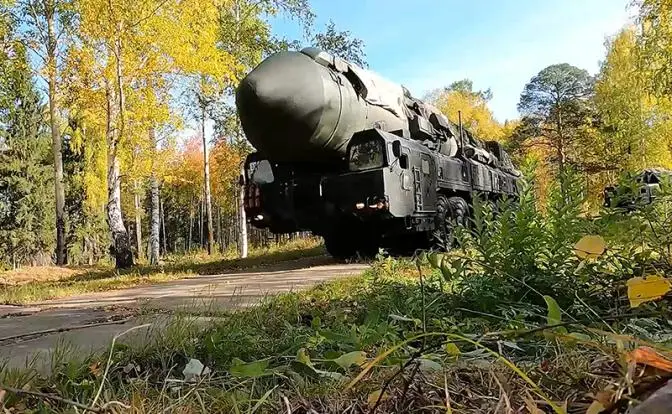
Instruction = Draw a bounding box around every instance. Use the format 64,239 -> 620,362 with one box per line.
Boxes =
626,275 -> 671,308
543,295 -> 562,325
333,351 -> 367,369
445,342 -> 461,356
229,358 -> 269,378
89,362 -> 102,376
626,346 -> 672,372
367,390 -> 389,407
574,235 -> 606,259
586,400 -> 605,414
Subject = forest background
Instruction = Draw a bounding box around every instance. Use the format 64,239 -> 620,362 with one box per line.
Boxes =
0,0 -> 671,270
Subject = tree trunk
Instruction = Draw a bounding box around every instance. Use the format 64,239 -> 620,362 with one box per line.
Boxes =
133,181 -> 143,261
554,100 -> 567,177
107,24 -> 134,269
160,191 -> 167,255
201,103 -> 215,254
199,195 -> 204,248
149,128 -> 160,265
239,163 -> 248,258
107,144 -> 134,269
217,204 -> 223,253
46,1 -> 66,265
188,198 -> 194,252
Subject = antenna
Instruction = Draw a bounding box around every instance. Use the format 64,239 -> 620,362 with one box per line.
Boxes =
458,110 -> 466,156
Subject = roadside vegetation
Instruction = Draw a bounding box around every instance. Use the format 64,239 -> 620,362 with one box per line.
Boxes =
2,172 -> 671,413
0,238 -> 323,305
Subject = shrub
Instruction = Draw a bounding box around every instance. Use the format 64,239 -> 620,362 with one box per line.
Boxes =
432,167 -> 669,314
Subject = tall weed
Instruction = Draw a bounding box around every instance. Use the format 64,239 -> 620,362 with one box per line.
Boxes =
438,167 -> 668,314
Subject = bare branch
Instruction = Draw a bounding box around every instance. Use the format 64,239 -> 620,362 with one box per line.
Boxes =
27,1 -> 48,38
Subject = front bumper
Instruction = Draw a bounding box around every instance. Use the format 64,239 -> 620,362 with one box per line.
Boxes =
322,167 -> 417,220
322,169 -> 389,214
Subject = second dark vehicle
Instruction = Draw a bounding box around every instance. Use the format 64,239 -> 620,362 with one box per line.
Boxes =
603,168 -> 672,211
236,47 -> 522,259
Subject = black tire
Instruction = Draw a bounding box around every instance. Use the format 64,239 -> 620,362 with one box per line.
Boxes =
357,231 -> 381,259
432,195 -> 468,250
324,232 -> 357,261
323,227 -> 380,261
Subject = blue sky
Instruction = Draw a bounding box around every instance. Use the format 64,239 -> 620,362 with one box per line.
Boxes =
269,0 -> 636,122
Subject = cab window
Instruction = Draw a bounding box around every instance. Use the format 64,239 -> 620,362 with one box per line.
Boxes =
247,160 -> 274,184
348,138 -> 385,171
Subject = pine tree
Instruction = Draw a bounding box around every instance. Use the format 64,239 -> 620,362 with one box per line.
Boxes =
0,41 -> 54,268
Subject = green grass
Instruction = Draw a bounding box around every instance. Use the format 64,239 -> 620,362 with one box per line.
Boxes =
0,238 -> 325,305
2,254 -> 665,413
5,171 -> 671,412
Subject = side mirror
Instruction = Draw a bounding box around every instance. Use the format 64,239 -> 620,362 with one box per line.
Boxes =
392,140 -> 402,157
399,154 -> 408,169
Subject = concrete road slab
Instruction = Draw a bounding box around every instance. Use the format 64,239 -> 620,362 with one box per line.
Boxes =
0,257 -> 367,371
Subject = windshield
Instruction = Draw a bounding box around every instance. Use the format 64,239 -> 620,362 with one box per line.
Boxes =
348,138 -> 385,171
247,160 -> 274,185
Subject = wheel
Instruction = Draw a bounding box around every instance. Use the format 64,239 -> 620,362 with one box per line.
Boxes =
323,226 -> 380,261
357,231 -> 381,259
324,232 -> 357,261
432,195 -> 468,250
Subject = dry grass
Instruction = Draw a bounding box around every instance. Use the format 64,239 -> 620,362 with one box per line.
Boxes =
1,254 -> 668,413
0,266 -> 88,285
0,259 -> 648,414
0,237 -> 325,305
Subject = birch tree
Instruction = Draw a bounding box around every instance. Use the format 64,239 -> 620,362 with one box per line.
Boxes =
16,0 -> 73,265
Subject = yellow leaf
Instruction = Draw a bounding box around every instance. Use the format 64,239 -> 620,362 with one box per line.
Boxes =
445,342 -> 461,356
573,235 -> 606,259
367,390 -> 389,407
626,275 -> 671,308
586,401 -> 605,414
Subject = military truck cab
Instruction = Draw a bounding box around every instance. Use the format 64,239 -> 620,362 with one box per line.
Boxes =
320,127 -> 505,258
243,153 -> 345,235
323,128 -> 437,229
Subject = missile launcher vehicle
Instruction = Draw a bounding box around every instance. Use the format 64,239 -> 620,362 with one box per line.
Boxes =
236,47 -> 522,259
603,168 -> 672,211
